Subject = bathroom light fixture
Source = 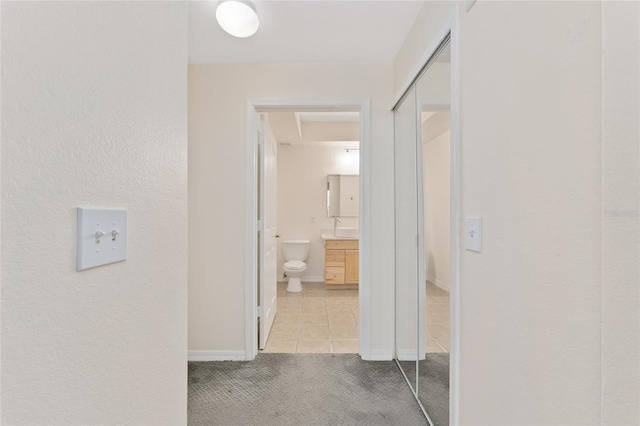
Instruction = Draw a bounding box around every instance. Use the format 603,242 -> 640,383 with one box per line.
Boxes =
216,0 -> 260,38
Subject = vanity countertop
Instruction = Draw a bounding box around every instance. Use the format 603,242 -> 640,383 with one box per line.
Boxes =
320,231 -> 358,241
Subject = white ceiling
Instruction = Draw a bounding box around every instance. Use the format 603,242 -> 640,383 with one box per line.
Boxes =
268,111 -> 360,147
189,1 -> 425,64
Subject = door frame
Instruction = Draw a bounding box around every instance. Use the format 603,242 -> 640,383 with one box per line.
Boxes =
244,98 -> 371,360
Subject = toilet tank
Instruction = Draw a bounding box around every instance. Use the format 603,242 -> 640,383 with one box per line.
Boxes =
282,240 -> 310,261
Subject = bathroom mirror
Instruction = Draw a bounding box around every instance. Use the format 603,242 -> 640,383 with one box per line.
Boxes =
326,174 -> 359,217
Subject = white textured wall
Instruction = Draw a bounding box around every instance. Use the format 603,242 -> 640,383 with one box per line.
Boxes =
460,2 -> 602,423
396,1 -> 605,423
423,130 -> 450,290
1,2 -> 188,424
601,1 -> 640,423
188,63 -> 394,357
276,145 -> 359,281
460,2 -> 602,424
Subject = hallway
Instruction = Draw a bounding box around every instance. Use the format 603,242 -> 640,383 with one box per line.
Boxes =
2,1 -> 638,424
188,354 -> 431,425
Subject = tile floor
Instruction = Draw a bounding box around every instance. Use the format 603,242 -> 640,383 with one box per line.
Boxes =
426,281 -> 450,353
261,282 -> 360,354
262,280 -> 450,354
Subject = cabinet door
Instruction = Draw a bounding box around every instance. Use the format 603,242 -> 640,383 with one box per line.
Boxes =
345,250 -> 359,284
325,266 -> 345,284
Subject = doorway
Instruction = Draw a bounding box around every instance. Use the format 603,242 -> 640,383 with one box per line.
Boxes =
260,110 -> 361,354
245,100 -> 371,360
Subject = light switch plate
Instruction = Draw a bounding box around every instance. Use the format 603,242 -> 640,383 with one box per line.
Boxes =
465,217 -> 482,252
77,208 -> 127,271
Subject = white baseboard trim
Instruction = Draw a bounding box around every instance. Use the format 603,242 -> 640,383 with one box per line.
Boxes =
366,349 -> 393,361
427,276 -> 450,292
397,349 -> 426,361
188,350 -> 246,361
277,275 -> 325,283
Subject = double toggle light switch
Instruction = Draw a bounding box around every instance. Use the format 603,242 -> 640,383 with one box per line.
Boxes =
77,208 -> 127,271
95,229 -> 120,243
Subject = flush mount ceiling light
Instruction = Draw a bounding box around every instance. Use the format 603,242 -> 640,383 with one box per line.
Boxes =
216,0 -> 259,38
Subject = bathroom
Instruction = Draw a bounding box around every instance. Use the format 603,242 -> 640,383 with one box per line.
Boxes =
261,110 -> 361,354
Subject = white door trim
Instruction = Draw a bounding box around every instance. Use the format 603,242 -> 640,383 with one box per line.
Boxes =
245,98 -> 372,360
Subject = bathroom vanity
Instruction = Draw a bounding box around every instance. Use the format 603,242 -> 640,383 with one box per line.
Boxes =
324,173 -> 359,289
322,237 -> 359,289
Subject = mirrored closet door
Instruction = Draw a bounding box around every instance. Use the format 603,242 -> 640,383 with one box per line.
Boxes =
394,84 -> 420,393
394,35 -> 452,426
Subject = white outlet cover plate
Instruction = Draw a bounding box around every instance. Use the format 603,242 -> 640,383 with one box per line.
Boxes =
465,217 -> 482,252
77,208 -> 127,271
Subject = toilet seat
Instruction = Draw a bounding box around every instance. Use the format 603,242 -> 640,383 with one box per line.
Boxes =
284,260 -> 306,270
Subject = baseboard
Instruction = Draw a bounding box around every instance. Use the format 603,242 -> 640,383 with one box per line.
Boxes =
427,276 -> 450,292
188,350 -> 246,361
277,275 -> 325,283
397,349 -> 426,361
366,349 -> 393,361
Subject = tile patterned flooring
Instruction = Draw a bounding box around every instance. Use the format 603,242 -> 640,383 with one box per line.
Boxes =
261,282 -> 360,354
262,281 -> 450,354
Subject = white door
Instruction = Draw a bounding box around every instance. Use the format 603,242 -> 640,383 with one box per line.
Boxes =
259,113 -> 278,349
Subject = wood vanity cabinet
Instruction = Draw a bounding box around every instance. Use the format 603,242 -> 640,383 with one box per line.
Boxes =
324,240 -> 359,289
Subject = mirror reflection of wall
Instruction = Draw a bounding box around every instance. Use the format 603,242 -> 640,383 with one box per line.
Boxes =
327,174 -> 359,217
422,110 -> 451,296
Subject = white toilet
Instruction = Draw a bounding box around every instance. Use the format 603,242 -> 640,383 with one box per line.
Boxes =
282,240 -> 310,293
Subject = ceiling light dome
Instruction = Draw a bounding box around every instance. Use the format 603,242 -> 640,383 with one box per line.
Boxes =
216,0 -> 259,38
